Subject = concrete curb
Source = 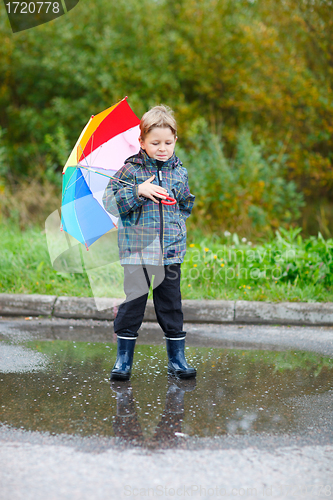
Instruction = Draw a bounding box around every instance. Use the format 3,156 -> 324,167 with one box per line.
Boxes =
53,297 -> 123,320
235,300 -> 333,326
0,293 -> 333,326
0,294 -> 57,317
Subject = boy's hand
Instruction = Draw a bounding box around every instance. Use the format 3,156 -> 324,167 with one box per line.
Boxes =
138,175 -> 169,203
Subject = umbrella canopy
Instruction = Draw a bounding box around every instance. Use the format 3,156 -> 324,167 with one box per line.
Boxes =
61,97 -> 140,248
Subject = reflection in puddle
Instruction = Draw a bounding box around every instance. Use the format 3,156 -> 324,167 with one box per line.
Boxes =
111,378 -> 196,447
0,344 -> 49,373
0,339 -> 333,449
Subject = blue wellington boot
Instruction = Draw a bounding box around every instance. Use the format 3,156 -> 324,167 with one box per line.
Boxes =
110,337 -> 136,381
165,337 -> 196,379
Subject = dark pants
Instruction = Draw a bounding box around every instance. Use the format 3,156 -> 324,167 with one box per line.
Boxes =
114,263 -> 185,339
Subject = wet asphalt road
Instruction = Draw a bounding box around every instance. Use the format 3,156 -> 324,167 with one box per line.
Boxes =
0,317 -> 333,499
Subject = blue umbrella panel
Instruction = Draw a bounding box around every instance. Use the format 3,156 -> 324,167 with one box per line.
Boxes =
61,165 -> 118,248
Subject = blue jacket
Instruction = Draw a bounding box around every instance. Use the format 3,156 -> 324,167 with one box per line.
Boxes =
102,149 -> 195,265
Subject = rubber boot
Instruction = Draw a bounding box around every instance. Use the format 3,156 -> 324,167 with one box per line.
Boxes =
110,337 -> 136,381
165,377 -> 197,414
151,378 -> 197,448
110,381 -> 143,444
110,381 -> 136,416
165,337 -> 196,379
164,377 -> 196,414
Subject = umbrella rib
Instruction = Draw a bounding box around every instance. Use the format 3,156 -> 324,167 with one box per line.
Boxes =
76,140 -> 104,197
64,164 -> 135,196
63,142 -> 90,195
74,142 -> 93,200
81,129 -> 109,167
65,171 -> 85,192
62,169 -> 88,247
62,167 -> 80,195
73,203 -> 87,248
78,141 -> 90,167
79,165 -> 135,187
87,142 -> 103,166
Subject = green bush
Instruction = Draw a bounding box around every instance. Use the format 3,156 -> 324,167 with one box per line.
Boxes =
179,122 -> 305,236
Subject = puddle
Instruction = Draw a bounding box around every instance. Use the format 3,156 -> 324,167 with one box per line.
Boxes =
1,333 -> 333,449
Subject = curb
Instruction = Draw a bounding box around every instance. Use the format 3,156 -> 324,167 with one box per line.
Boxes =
0,293 -> 333,326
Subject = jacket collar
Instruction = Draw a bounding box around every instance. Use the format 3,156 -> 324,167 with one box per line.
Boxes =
126,148 -> 181,169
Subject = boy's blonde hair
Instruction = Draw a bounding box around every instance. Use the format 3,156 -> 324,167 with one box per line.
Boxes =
140,105 -> 177,139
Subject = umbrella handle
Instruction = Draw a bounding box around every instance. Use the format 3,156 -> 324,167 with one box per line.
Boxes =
161,196 -> 177,206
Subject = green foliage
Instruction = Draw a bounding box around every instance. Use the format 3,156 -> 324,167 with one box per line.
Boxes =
180,122 -> 304,234
1,0 -> 333,233
0,127 -> 9,180
44,126 -> 71,188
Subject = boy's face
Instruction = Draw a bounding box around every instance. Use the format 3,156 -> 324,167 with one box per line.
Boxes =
139,127 -> 177,161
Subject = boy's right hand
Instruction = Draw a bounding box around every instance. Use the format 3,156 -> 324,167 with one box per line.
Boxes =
138,175 -> 169,203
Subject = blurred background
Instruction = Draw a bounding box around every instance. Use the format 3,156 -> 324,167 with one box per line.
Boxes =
0,0 -> 332,239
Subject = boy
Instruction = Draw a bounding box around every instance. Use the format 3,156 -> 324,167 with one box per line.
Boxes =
103,105 -> 196,381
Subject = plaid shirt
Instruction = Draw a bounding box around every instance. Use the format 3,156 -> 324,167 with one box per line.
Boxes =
102,149 -> 195,265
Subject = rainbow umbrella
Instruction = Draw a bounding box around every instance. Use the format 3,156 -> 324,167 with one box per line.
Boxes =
61,97 -> 140,248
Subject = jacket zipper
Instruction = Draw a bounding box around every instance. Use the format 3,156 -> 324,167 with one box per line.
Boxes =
135,206 -> 142,225
135,176 -> 142,225
157,165 -> 164,263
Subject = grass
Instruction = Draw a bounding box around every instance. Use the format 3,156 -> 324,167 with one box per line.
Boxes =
0,225 -> 92,297
181,227 -> 333,301
0,223 -> 332,302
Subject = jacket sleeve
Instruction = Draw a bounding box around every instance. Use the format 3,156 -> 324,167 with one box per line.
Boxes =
178,169 -> 195,221
102,163 -> 146,217
102,178 -> 120,217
